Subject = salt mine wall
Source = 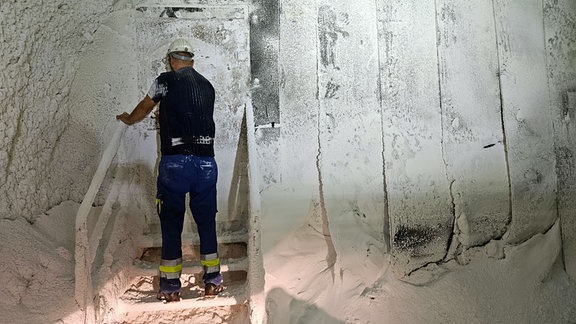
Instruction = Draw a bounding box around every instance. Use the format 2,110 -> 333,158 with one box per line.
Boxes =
265,0 -> 576,278
0,1 -> 117,222
1,0 -> 576,290
545,0 -> 576,280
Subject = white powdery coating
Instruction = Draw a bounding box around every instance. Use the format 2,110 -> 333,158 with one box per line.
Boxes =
0,201 -> 81,324
0,1 -> 574,323
0,0 -> 114,221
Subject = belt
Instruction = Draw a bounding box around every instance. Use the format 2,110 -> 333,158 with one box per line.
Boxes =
171,136 -> 214,146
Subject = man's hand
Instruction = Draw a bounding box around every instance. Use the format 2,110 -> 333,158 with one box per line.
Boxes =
116,96 -> 156,125
116,112 -> 134,125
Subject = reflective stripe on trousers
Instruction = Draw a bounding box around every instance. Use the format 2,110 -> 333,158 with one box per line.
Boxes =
201,253 -> 222,286
201,253 -> 220,275
159,258 -> 182,280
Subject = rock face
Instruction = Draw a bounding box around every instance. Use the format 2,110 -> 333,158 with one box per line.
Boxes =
0,0 -> 115,222
269,0 -> 574,279
1,2 -> 576,318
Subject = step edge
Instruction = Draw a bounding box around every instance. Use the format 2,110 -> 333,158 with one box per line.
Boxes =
119,294 -> 248,313
137,231 -> 249,247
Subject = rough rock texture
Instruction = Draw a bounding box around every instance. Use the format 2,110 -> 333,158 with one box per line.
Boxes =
0,201 -> 80,324
545,0 -> 576,280
1,2 -> 576,323
0,0 -> 114,222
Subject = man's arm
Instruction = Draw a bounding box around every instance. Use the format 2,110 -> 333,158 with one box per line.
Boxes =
116,95 -> 157,125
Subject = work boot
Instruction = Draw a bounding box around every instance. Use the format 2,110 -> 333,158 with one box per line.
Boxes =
204,283 -> 224,297
157,290 -> 181,302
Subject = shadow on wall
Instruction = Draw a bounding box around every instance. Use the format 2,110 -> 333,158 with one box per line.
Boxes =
225,110 -> 250,233
266,288 -> 347,324
125,159 -> 161,233
52,117 -> 104,210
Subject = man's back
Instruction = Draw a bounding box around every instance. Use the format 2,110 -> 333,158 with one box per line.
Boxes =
152,66 -> 216,157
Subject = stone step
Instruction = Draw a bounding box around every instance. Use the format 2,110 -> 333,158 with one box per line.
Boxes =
118,272 -> 248,314
119,295 -> 246,314
137,229 -> 248,248
139,242 -> 247,262
131,256 -> 248,276
132,242 -> 248,278
121,233 -> 251,318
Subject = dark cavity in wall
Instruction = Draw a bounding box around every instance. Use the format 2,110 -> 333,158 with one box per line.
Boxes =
161,7 -> 204,18
393,225 -> 441,257
250,0 -> 280,126
135,7 -> 204,17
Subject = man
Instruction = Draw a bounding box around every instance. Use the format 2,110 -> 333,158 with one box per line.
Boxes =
116,38 -> 223,302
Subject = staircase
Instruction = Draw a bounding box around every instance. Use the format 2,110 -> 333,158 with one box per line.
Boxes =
76,104 -> 263,323
115,229 -> 252,323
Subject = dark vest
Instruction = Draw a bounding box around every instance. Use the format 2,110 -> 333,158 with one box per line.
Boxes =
154,67 -> 215,157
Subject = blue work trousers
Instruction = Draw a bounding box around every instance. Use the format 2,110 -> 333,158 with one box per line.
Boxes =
156,154 -> 220,292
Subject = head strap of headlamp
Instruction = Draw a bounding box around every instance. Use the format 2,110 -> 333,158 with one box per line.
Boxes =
170,52 -> 194,62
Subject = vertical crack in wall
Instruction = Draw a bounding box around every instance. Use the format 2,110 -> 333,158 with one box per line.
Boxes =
433,0 -> 457,260
443,180 -> 459,261
491,0 -> 514,234
374,0 -> 390,252
315,2 -> 337,279
315,135 -> 337,277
